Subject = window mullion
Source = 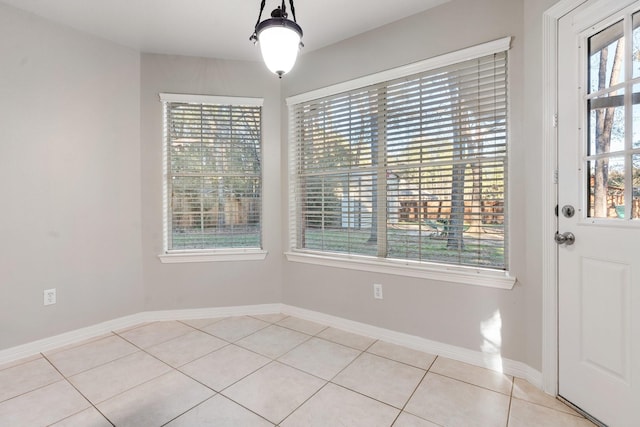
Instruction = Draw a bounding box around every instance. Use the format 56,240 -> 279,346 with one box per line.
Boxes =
376,87 -> 388,258
624,13 -> 633,220
199,105 -> 205,243
163,102 -> 173,253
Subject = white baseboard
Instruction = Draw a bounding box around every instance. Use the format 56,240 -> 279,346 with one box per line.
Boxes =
280,304 -> 543,389
0,314 -> 144,365
0,303 -> 281,365
0,302 -> 542,390
142,303 -> 283,323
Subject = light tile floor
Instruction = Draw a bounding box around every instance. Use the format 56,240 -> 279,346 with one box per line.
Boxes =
0,315 -> 595,427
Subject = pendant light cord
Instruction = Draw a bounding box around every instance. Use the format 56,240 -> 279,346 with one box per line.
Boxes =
253,0 -> 297,28
288,0 -> 297,22
250,0 -> 266,41
254,0 -> 266,30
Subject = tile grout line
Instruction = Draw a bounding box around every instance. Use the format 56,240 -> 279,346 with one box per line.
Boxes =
390,356 -> 437,427
272,318 -> 329,337
74,327 -> 217,410
426,370 -> 514,398
46,340 -> 140,378
323,342 -> 429,409
40,353 -> 115,427
0,355 -> 44,373
207,316 -> 332,426
197,316 -> 366,426
186,319 -> 318,394
365,344 -> 438,370
199,315 -> 275,340
314,340 -> 429,415
172,315 -> 314,365
169,317 -> 311,396
270,328 -> 446,425
113,321 -> 200,350
274,334 -> 376,425
158,394 -> 219,427
181,354 -> 268,396
510,396 -> 597,421
176,317 -> 227,329
157,392 -> 279,427
505,373 -> 515,427
211,392 -> 281,426
42,332 -> 118,358
72,338 -> 218,427
61,337 -> 220,426
276,379 -> 332,426
0,359 -> 62,405
235,324 -> 315,359
326,341 -> 371,383
426,366 -> 515,397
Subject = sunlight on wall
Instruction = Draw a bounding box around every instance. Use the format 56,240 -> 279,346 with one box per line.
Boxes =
481,309 -> 503,372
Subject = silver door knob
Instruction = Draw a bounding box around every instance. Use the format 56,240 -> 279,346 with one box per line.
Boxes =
555,231 -> 575,245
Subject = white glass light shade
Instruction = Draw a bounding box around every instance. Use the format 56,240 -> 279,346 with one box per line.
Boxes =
257,25 -> 301,76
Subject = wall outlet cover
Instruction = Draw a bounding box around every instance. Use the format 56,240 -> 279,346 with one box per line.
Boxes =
44,289 -> 56,306
373,283 -> 383,299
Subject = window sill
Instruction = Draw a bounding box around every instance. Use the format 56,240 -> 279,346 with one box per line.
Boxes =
159,249 -> 268,264
284,251 -> 516,289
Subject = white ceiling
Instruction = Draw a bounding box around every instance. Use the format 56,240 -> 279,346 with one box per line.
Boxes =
0,0 -> 447,61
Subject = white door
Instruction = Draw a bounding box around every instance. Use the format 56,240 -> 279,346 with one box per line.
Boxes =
558,1 -> 640,426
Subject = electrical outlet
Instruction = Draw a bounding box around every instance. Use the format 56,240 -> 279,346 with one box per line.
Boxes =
373,283 -> 383,300
44,288 -> 56,306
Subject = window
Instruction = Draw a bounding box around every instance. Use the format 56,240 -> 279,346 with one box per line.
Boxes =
160,94 -> 265,262
586,11 -> 640,220
287,39 -> 511,281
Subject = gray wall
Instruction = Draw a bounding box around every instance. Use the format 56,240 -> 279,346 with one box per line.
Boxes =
139,54 -> 283,310
280,0 -> 539,369
0,4 -> 143,348
0,0 -> 558,373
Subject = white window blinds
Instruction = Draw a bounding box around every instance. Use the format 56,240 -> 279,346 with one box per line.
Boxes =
161,94 -> 263,252
289,48 -> 508,270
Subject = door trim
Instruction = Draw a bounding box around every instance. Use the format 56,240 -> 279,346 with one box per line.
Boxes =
541,0 -> 587,396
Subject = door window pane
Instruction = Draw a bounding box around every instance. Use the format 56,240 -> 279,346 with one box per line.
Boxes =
634,154 -> 640,219
588,156 -> 625,218
633,12 -> 640,78
634,84 -> 640,149
588,89 -> 626,155
588,20 -> 624,94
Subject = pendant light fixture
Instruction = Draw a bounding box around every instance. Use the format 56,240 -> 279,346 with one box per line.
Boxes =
250,0 -> 303,78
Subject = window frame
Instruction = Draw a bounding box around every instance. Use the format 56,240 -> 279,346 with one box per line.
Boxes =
158,93 -> 267,264
579,7 -> 640,223
285,38 -> 515,288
